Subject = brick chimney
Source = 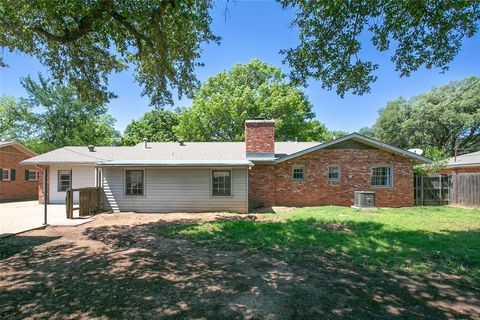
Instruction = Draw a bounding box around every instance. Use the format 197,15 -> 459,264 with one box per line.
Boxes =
245,119 -> 275,158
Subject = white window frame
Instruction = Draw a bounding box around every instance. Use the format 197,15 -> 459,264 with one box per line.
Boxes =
211,169 -> 232,197
327,165 -> 341,182
371,165 -> 393,188
124,169 -> 145,196
28,170 -> 40,181
2,169 -> 11,181
292,165 -> 305,182
58,170 -> 71,192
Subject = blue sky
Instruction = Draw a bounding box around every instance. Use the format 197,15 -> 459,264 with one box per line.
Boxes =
1,1 -> 479,134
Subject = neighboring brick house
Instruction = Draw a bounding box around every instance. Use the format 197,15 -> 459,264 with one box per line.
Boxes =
439,151 -> 480,175
23,119 -> 430,211
0,141 -> 39,202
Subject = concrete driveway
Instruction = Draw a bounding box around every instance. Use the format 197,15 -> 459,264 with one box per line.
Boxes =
0,201 -> 93,236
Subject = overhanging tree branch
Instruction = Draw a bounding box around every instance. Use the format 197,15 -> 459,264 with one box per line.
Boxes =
31,0 -> 114,43
109,11 -> 149,54
148,0 -> 176,28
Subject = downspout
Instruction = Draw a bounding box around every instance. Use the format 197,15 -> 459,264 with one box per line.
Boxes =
43,166 -> 48,225
246,167 -> 249,213
95,167 -> 98,187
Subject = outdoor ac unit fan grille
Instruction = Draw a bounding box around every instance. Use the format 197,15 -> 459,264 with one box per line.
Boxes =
354,191 -> 375,208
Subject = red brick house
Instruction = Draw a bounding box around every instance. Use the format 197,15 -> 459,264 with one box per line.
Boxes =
246,120 -> 429,208
23,120 -> 430,211
0,141 -> 39,202
439,151 -> 480,175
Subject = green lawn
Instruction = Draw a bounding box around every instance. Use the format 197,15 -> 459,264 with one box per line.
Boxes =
158,206 -> 480,288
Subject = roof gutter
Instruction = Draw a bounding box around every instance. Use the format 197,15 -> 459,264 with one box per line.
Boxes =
446,163 -> 480,168
96,160 -> 253,168
20,160 -> 98,165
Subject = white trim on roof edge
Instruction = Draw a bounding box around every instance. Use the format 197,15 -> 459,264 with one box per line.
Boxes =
274,133 -> 431,164
97,160 -> 253,167
21,160 -> 98,165
446,163 -> 480,168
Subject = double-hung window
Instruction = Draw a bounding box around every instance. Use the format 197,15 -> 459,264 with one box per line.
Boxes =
371,166 -> 393,188
212,170 -> 231,196
58,170 -> 71,191
2,169 -> 11,181
27,170 -> 39,181
125,170 -> 144,196
328,166 -> 340,181
292,165 -> 305,182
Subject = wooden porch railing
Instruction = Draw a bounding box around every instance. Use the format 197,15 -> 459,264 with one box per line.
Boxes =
65,187 -> 102,218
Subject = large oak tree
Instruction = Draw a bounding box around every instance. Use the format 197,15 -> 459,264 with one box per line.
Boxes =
367,76 -> 480,159
175,59 -> 329,142
280,0 -> 479,96
121,108 -> 179,145
0,75 -> 120,153
1,1 -> 478,105
0,0 -> 218,106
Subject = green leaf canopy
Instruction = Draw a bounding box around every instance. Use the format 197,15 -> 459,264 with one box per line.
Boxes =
175,59 -> 329,142
369,76 -> 480,158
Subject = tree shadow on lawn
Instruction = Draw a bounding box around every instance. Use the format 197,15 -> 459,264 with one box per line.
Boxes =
0,218 -> 479,319
0,235 -> 60,260
160,217 -> 480,279
156,217 -> 480,315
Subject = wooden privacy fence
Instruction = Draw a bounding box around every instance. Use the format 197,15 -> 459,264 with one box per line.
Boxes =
449,173 -> 480,208
65,187 -> 102,218
414,174 -> 450,205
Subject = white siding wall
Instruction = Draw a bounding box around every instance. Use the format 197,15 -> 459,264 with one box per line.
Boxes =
102,167 -> 248,213
49,165 -> 96,204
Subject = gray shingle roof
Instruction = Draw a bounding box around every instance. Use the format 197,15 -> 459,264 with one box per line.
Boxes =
22,142 -> 321,164
97,159 -> 254,167
446,150 -> 480,168
21,134 -> 432,165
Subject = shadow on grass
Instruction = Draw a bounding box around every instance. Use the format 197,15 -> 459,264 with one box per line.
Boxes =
1,219 -> 479,319
157,217 -> 480,284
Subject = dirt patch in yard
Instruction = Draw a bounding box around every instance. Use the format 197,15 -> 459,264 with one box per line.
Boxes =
1,212 -> 479,319
249,206 -> 295,214
214,214 -> 286,222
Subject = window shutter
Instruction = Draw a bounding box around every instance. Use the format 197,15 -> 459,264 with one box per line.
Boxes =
0,168 -> 2,181
10,169 -> 16,181
25,169 -> 30,181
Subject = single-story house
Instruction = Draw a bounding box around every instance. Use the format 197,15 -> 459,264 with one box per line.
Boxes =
440,151 -> 480,175
0,141 -> 39,202
22,120 -> 430,212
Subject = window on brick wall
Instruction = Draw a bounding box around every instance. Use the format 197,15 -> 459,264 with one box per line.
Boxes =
328,166 -> 340,181
292,165 -> 305,182
25,170 -> 39,181
371,166 -> 393,188
2,169 -> 11,181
